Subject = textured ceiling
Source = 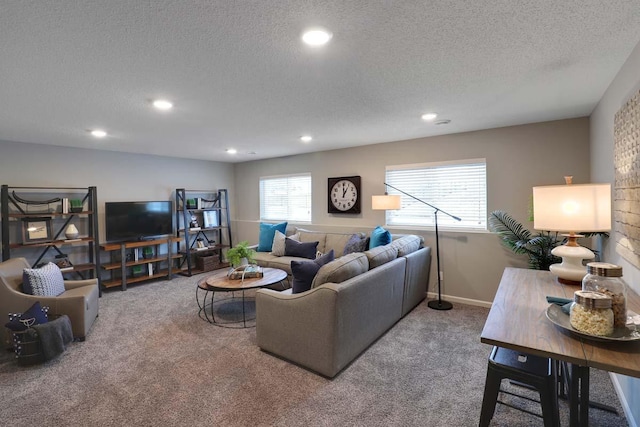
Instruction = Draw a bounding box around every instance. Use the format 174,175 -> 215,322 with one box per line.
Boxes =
1,1 -> 640,163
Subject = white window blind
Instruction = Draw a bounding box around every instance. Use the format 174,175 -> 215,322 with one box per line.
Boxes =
385,159 -> 487,230
260,173 -> 312,222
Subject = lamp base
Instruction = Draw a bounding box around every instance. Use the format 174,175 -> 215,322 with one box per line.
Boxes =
428,299 -> 453,310
556,277 -> 582,286
549,240 -> 595,284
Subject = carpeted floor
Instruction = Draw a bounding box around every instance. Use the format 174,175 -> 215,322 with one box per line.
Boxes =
0,274 -> 628,426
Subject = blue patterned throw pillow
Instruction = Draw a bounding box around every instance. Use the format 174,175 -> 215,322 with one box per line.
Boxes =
22,262 -> 66,296
343,233 -> 368,255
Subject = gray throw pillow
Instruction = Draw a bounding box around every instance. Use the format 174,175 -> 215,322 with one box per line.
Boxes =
271,231 -> 300,256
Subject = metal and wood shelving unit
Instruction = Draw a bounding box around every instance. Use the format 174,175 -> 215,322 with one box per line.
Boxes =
1,185 -> 101,294
100,237 -> 181,291
175,188 -> 232,276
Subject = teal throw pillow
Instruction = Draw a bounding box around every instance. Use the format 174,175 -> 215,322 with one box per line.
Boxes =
257,222 -> 287,252
369,226 -> 391,249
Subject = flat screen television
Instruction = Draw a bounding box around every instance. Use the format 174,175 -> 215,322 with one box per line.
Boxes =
105,201 -> 174,242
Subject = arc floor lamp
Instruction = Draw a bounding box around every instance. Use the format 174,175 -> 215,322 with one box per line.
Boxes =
372,183 -> 461,310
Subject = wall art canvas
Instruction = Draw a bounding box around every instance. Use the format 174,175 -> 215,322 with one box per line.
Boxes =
614,88 -> 640,269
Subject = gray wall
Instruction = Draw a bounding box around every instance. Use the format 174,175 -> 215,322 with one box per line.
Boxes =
591,39 -> 640,427
0,140 -> 234,243
233,118 -> 590,305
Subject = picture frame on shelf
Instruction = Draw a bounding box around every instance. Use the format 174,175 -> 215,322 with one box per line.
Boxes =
203,210 -> 218,228
21,217 -> 52,244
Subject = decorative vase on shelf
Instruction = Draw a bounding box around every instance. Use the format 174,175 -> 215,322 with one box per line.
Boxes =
65,224 -> 79,239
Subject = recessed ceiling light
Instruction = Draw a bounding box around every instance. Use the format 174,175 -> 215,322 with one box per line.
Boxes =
226,148 -> 237,154
302,28 -> 333,46
300,135 -> 313,143
421,113 -> 438,121
90,129 -> 107,138
152,99 -> 173,110
435,119 -> 451,125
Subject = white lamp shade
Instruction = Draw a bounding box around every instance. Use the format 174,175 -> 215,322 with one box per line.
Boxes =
532,183 -> 611,232
372,195 -> 401,210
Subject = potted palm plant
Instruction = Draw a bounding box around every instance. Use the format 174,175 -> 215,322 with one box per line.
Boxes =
488,210 -> 607,270
225,241 -> 256,267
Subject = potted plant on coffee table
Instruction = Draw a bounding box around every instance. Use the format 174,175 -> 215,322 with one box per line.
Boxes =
225,241 -> 256,267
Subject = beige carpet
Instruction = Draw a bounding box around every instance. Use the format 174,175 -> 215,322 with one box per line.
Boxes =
0,273 -> 628,426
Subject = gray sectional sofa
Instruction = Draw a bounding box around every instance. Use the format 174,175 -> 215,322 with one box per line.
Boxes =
254,229 -> 431,378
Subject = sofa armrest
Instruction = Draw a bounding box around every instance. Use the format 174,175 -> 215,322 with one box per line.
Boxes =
64,278 -> 99,291
256,286 -> 339,377
401,246 -> 432,316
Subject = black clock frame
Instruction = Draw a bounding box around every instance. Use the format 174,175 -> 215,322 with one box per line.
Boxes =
328,176 -> 361,214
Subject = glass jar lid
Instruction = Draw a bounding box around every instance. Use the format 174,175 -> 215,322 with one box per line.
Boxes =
586,262 -> 623,277
574,290 -> 612,309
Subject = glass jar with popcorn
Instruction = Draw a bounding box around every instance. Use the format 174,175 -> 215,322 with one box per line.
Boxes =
570,290 -> 614,336
582,262 -> 627,328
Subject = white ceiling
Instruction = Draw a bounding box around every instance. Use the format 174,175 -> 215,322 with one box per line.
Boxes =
1,1 -> 640,163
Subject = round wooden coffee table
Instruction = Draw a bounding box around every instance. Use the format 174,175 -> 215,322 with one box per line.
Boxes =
196,267 -> 288,328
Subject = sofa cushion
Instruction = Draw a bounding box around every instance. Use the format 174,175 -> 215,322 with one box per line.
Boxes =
389,235 -> 422,257
365,244 -> 399,269
324,233 -> 354,258
369,225 -> 391,249
4,301 -> 48,331
343,233 -> 368,255
311,252 -> 369,288
297,230 -> 328,254
285,239 -> 318,259
291,250 -> 335,294
22,262 -> 65,296
271,231 -> 300,256
257,222 -> 287,252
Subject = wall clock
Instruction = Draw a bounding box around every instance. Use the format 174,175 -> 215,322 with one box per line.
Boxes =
328,176 -> 361,214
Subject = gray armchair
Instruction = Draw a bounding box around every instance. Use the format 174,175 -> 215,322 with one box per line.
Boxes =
0,257 -> 99,348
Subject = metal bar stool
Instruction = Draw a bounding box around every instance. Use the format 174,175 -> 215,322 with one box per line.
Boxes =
479,346 -> 560,427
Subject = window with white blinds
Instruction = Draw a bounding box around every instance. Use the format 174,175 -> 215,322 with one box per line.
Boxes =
260,173 -> 312,222
384,159 -> 487,230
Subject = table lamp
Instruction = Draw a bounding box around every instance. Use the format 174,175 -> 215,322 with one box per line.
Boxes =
532,177 -> 611,285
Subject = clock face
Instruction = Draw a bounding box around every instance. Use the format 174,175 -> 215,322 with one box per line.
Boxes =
328,176 -> 361,214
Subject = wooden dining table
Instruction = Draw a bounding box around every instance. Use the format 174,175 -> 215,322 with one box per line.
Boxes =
480,267 -> 640,426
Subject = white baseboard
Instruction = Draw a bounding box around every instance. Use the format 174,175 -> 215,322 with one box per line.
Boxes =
426,292 -> 493,309
610,372 -> 637,427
